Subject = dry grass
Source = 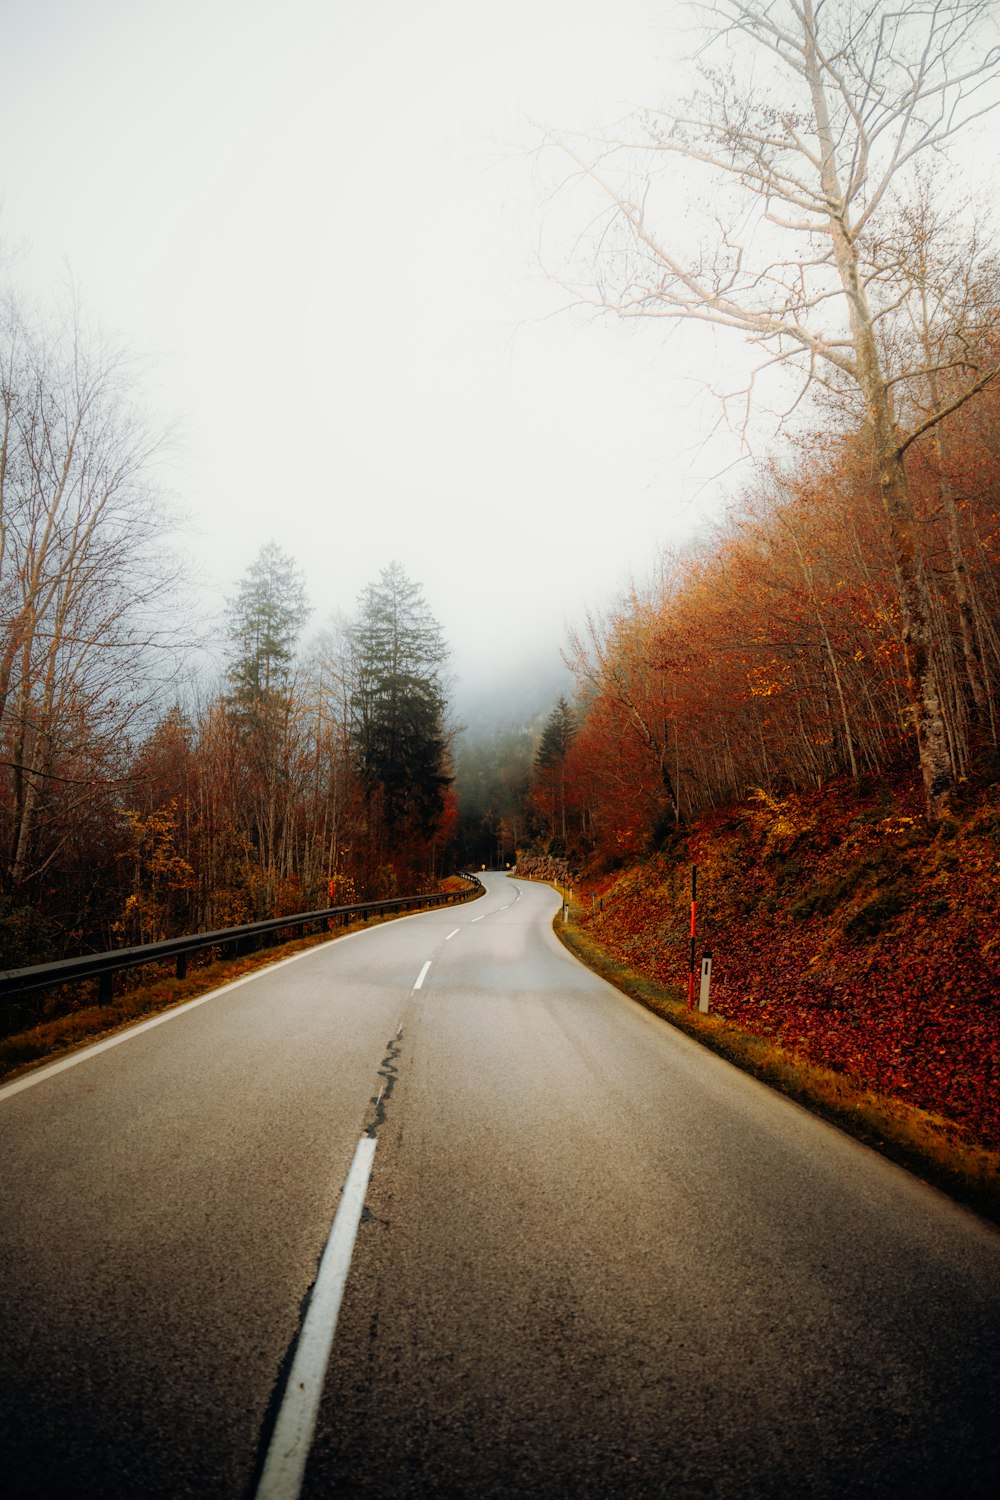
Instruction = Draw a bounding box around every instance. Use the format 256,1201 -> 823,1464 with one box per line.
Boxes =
0,910 -> 408,1086
1,880 -> 487,1088
11,876 -> 996,1225
551,890 -> 1000,1226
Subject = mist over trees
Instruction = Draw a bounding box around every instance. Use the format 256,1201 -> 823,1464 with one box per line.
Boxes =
0,289 -> 184,962
539,0 -> 1000,827
115,556 -> 457,954
454,725 -> 534,870
516,364 -> 1000,872
450,667 -> 572,869
0,322 -> 460,971
5,0 -> 1000,967
534,697 -> 577,849
349,562 -> 452,871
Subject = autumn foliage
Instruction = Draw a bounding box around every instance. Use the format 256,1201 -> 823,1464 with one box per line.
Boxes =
0,541 -> 457,973
571,768 -> 1000,1149
538,374 -> 1000,858
520,358 -> 1000,1152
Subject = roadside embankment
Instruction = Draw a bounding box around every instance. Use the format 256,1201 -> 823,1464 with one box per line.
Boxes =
526,769 -> 1000,1222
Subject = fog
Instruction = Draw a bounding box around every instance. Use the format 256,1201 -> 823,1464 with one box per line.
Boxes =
1,0 -> 745,723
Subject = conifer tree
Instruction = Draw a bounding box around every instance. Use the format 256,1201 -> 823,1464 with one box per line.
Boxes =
535,697 -> 577,847
225,541 -> 310,702
223,542 -> 311,911
348,563 -> 451,872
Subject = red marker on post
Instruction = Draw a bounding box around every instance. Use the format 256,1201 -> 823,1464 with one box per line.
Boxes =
688,866 -> 697,1009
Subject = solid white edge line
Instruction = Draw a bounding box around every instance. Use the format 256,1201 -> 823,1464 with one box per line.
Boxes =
0,944 -> 323,1103
413,960 -> 432,990
0,904 -> 449,1104
254,1134 -> 377,1500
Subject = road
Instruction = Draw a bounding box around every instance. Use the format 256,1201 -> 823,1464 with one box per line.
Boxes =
1,874 -> 998,1498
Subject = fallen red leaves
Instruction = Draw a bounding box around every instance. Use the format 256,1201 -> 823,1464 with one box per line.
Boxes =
578,770 -> 1000,1149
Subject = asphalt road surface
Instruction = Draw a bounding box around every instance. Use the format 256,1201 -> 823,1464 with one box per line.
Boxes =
1,874 -> 998,1499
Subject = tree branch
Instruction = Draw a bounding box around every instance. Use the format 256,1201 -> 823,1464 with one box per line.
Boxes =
896,362 -> 1000,456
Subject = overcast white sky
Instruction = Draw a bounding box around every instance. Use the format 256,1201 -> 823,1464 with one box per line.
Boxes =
1,0 -> 759,707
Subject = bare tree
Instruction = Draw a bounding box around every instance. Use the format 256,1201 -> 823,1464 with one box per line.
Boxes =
885,184 -> 1000,726
0,289 -> 183,918
539,0 -> 1000,823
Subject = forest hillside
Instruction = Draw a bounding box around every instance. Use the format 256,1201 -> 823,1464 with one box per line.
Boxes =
532,764 -> 1000,1154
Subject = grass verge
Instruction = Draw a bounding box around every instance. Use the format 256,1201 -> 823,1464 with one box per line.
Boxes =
549,889 -> 1000,1227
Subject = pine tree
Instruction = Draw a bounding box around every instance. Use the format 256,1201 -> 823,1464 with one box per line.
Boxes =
348,563 -> 451,866
225,542 -> 310,702
535,697 -> 577,847
223,543 -> 311,911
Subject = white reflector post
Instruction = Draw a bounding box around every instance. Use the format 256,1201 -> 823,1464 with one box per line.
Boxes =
699,953 -> 712,1014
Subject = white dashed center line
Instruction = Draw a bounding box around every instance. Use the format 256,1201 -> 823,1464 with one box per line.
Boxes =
413,960 -> 431,990
445,929 -> 460,941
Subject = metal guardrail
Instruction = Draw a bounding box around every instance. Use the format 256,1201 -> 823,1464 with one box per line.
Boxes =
0,874 -> 483,1005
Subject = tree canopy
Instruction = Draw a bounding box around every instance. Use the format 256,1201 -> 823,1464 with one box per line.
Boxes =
540,0 -> 1000,823
349,562 -> 451,850
226,541 -> 310,702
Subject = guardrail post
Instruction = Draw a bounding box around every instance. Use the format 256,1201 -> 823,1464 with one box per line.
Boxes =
0,877 -> 482,1010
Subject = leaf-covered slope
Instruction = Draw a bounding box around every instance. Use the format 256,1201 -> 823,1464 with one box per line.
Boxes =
576,771 -> 1000,1148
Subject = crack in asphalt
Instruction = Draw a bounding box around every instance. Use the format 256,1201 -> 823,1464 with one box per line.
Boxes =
365,1030 -> 403,1139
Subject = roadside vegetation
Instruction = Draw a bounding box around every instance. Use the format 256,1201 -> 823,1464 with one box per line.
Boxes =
3,1 -> 998,1226
518,760 -> 1000,1223
504,0 -> 1000,1222
0,876 -> 476,1085
0,291 -> 458,976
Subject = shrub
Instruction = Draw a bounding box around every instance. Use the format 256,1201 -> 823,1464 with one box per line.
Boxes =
844,882 -> 911,940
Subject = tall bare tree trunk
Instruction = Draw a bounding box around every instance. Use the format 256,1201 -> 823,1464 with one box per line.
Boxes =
803,13 -> 954,822
875,443 -> 955,822
923,364 -> 989,727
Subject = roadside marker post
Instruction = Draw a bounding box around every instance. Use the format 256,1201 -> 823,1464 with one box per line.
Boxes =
687,866 -> 697,1009
699,952 -> 712,1014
